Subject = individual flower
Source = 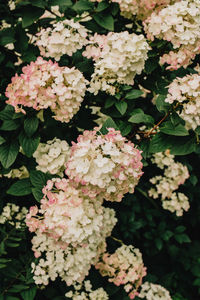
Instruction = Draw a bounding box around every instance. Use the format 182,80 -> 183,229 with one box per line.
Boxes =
35,19 -> 89,61
33,138 -> 70,176
6,57 -> 88,123
83,32 -> 149,95
65,127 -> 143,202
95,244 -> 147,299
139,281 -> 172,300
144,0 -> 200,70
165,68 -> 200,130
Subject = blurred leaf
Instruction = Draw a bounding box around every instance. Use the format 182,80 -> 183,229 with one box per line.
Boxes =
7,178 -> 32,196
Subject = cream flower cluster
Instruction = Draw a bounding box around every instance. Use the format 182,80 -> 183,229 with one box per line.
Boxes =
0,203 -> 28,229
111,0 -> 177,21
83,32 -> 149,95
65,280 -> 109,299
4,166 -> 29,179
6,57 -> 88,123
65,127 -> 143,202
35,19 -> 89,61
26,178 -> 117,286
148,151 -> 190,216
95,245 -> 147,299
144,0 -> 200,70
165,69 -> 200,130
139,281 -> 172,300
33,138 -> 70,176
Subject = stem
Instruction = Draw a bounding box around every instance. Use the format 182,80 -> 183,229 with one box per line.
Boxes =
110,236 -> 124,245
135,187 -> 159,209
145,111 -> 170,137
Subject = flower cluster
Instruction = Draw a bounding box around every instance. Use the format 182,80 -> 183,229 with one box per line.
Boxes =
33,138 -> 70,176
3,166 -> 29,179
6,57 -> 88,122
35,19 -> 89,61
65,280 -> 109,299
26,178 -> 117,286
0,203 -> 28,229
139,281 -> 172,300
148,151 -> 190,216
144,0 -> 200,70
66,127 -> 143,202
111,0 -> 178,21
95,245 -> 147,299
83,32 -> 149,95
165,69 -> 200,130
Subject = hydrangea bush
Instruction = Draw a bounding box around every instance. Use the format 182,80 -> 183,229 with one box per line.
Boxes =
0,0 -> 200,299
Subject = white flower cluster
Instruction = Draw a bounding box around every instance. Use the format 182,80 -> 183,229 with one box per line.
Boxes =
84,32 -> 149,95
0,203 -> 28,229
65,280 -> 109,299
96,244 -> 147,299
4,166 -> 29,179
26,178 -> 117,286
165,68 -> 200,130
139,281 -> 172,300
33,138 -> 70,176
8,0 -> 15,10
144,0 -> 200,69
148,151 -> 190,216
66,127 -> 143,202
35,19 -> 89,61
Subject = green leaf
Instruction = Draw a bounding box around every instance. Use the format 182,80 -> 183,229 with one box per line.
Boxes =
0,105 -> 15,120
32,187 -> 44,202
160,121 -> 189,136
155,94 -> 170,112
145,57 -> 158,74
0,141 -> 19,168
101,117 -> 118,134
105,97 -> 115,108
30,170 -> 49,188
129,111 -> 154,124
0,119 -> 20,131
49,0 -> 72,6
73,0 -> 94,11
96,1 -> 109,12
149,133 -> 196,155
94,12 -> 114,30
22,6 -> 45,28
8,285 -> 29,293
21,287 -> 37,300
7,178 -> 32,196
162,230 -> 173,241
115,102 -> 127,115
24,116 -> 39,137
19,131 -> 40,157
0,28 -> 15,46
0,136 -> 5,145
125,89 -> 143,100
175,234 -> 191,244
155,238 -> 163,250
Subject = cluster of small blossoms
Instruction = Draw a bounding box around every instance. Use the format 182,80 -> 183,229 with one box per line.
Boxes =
35,19 -> 89,61
111,0 -> 178,21
139,282 -> 172,300
65,127 -> 143,202
4,166 -> 29,179
65,280 -> 109,299
96,245 -> 147,299
144,0 -> 200,70
0,203 -> 28,229
83,32 -> 149,95
33,138 -> 70,176
148,151 -> 190,216
165,69 -> 200,130
8,0 -> 15,10
26,178 -> 117,286
5,57 -> 88,123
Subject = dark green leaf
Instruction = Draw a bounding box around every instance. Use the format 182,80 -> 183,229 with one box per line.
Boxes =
160,121 -> 189,136
0,119 -> 20,131
94,12 -> 114,30
7,178 -> 32,196
24,116 -> 39,137
73,0 -> 94,11
156,94 -> 170,112
115,102 -> 127,115
21,287 -> 37,300
96,1 -> 109,12
0,136 -> 5,145
22,6 -> 44,28
19,131 -> 40,157
0,28 -> 15,46
125,89 -> 143,100
0,141 -> 19,168
30,170 -> 48,188
32,187 -> 44,202
101,117 -> 118,134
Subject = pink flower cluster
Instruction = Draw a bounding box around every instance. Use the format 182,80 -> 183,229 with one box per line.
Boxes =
95,245 -> 147,299
65,127 -> 143,202
144,0 -> 200,70
5,57 -> 87,122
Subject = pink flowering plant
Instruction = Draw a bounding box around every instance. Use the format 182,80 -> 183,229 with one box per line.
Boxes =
0,0 -> 200,299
